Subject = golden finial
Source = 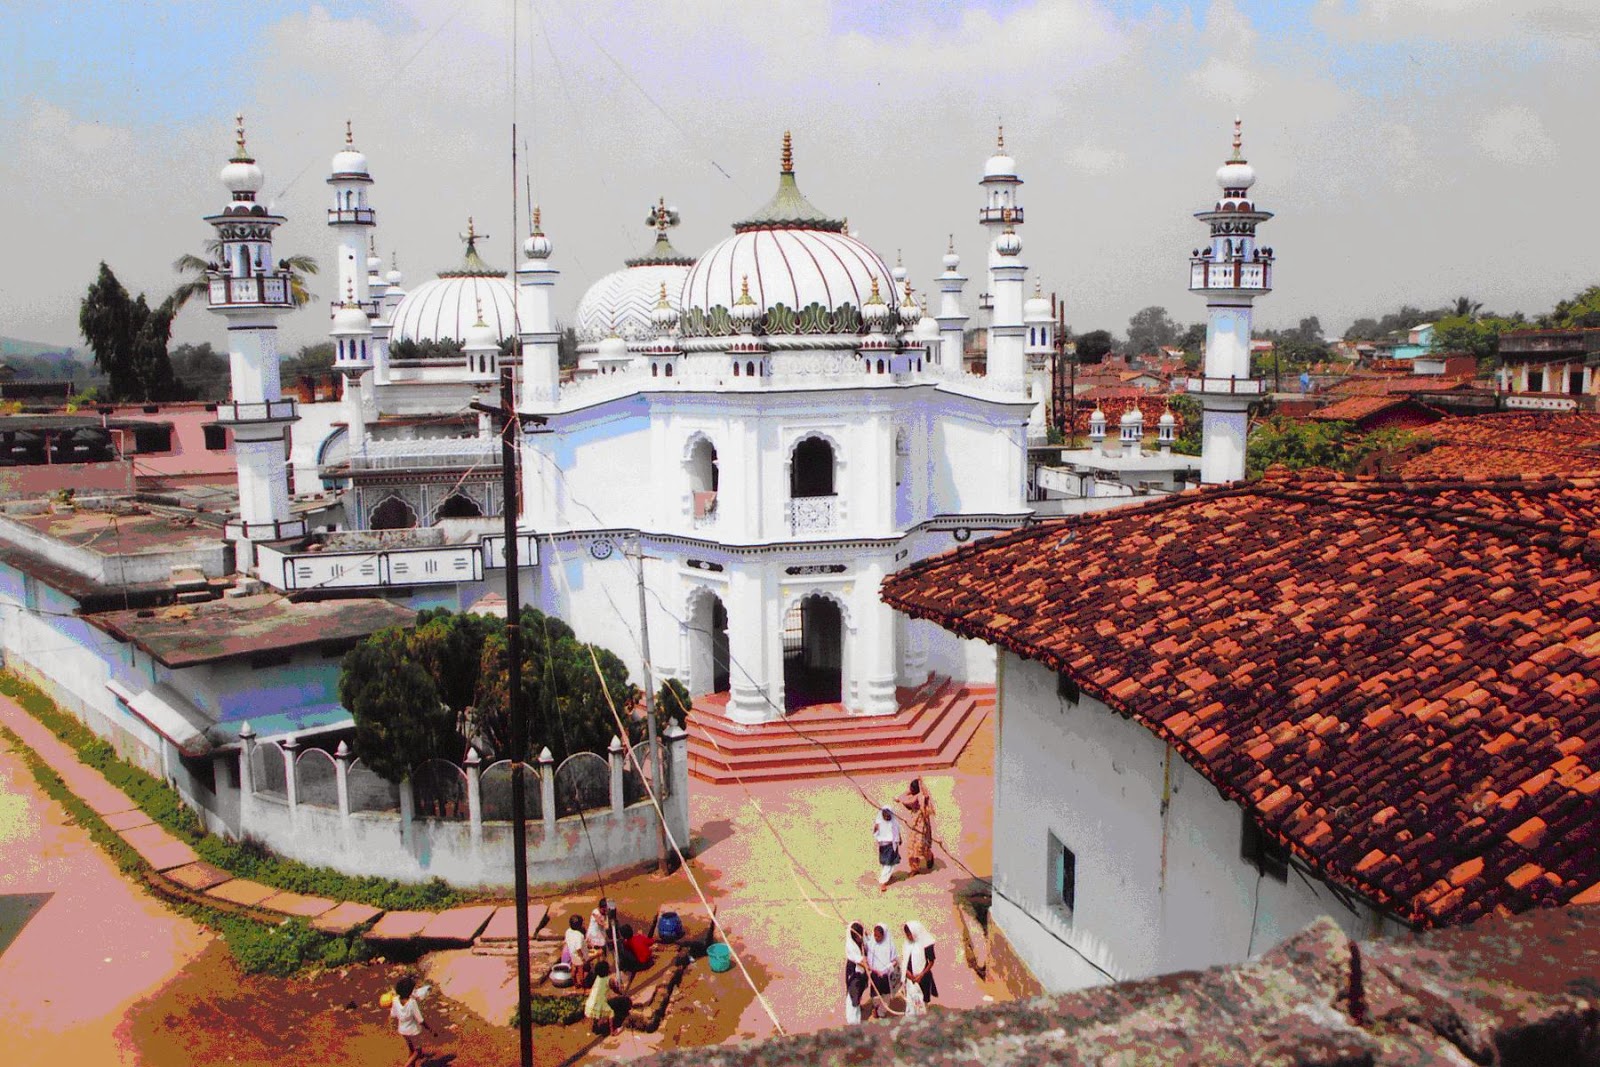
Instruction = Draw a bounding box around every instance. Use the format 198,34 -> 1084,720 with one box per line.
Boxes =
997,123 -> 1005,152
781,130 -> 794,174
657,281 -> 670,307
531,205 -> 543,233
235,112 -> 247,155
1231,116 -> 1243,161
903,279 -> 914,302
466,216 -> 476,240
866,275 -> 883,303
345,119 -> 354,146
474,295 -> 486,326
345,279 -> 355,304
735,275 -> 755,305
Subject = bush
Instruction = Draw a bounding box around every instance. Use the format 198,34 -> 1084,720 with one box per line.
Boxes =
220,917 -> 329,978
509,995 -> 586,1028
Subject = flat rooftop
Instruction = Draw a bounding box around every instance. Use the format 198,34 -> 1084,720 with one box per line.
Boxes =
88,593 -> 416,668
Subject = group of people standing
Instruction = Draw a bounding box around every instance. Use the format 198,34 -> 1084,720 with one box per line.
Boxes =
560,897 -> 656,1036
843,920 -> 939,1022
872,778 -> 937,890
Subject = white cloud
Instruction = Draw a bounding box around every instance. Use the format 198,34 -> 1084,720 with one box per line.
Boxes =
1474,104 -> 1557,165
1315,0 -> 1600,43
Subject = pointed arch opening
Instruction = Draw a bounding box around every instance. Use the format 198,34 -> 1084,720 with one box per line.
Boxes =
783,593 -> 843,711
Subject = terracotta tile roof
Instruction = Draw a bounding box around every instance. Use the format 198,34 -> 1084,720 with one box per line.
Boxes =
1396,412 -> 1600,479
882,468 -> 1600,927
1307,396 -> 1433,423
1329,375 -> 1474,397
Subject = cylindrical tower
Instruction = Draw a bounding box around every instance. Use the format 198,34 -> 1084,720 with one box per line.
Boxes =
330,287 -> 372,456
980,128 -> 1028,397
327,121 -> 376,318
204,115 -> 304,550
1023,282 -> 1054,441
1188,118 -> 1273,484
517,207 -> 560,411
935,237 -> 968,375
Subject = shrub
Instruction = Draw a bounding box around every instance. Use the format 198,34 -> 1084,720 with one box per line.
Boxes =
220,917 -> 329,978
509,995 -> 586,1028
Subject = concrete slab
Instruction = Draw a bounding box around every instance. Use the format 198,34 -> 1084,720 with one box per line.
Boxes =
367,910 -> 434,942
117,823 -> 198,872
311,901 -> 384,936
101,808 -> 154,832
420,905 -> 496,945
74,776 -> 141,818
204,878 -> 277,908
478,903 -> 548,943
163,861 -> 233,892
258,890 -> 337,919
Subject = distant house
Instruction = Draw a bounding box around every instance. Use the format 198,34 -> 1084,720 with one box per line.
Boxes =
884,464 -> 1600,993
1375,322 -> 1434,362
1306,395 -> 1444,433
1496,329 -> 1600,412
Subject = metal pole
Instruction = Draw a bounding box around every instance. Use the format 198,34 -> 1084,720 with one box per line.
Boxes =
635,540 -> 667,875
497,365 -> 535,1067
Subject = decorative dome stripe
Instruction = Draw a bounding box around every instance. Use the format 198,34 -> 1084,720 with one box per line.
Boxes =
390,275 -> 518,344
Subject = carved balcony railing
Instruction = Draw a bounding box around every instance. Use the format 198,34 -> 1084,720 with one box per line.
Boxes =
785,495 -> 837,536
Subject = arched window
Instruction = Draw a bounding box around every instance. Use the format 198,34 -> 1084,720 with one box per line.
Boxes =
665,364 -> 674,377
652,364 -> 659,377
790,437 -> 835,498
746,361 -> 756,377
369,496 -> 417,530
733,362 -> 741,377
434,493 -> 483,521
876,359 -> 885,374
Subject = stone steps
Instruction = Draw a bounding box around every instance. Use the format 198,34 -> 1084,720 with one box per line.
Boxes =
687,677 -> 993,784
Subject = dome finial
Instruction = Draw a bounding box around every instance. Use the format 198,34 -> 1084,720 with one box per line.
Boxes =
474,295 -> 486,328
997,122 -> 1005,153
232,112 -> 252,162
867,275 -> 882,303
735,274 -> 754,305
345,278 -> 355,305
532,205 -> 542,232
781,130 -> 794,175
1231,116 -> 1243,162
948,233 -> 956,254
345,119 -> 354,146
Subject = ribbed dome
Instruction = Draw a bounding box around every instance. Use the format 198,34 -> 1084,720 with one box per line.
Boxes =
390,275 -> 517,344
575,262 -> 692,345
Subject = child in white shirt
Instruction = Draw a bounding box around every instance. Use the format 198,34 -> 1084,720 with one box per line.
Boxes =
390,976 -> 435,1067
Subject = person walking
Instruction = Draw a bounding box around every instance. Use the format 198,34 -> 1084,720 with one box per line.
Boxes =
563,914 -> 591,987
901,921 -> 939,1018
864,923 -> 899,1019
389,976 -> 436,1067
843,921 -> 869,1024
872,807 -> 902,892
897,779 -> 937,875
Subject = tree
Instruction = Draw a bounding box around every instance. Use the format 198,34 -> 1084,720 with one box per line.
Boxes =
339,628 -> 457,784
281,341 -> 335,380
656,678 -> 692,720
168,342 -> 229,401
1246,417 -> 1351,477
78,263 -> 180,401
171,242 -> 319,311
1177,322 -> 1207,362
1075,329 -> 1115,364
1126,306 -> 1179,356
1168,394 -> 1202,455
1543,285 -> 1600,329
1294,316 -> 1324,344
1451,296 -> 1483,320
390,337 -> 465,362
558,326 -> 579,369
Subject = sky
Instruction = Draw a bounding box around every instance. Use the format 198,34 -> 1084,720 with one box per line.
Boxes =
4,0 -> 1600,353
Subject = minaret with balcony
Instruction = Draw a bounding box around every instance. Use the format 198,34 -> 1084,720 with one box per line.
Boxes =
330,284 -> 372,457
327,121 -> 377,319
935,236 -> 968,375
1188,118 -> 1273,484
517,207 -> 560,411
1023,281 -> 1054,441
980,128 -> 1028,397
205,115 -> 304,549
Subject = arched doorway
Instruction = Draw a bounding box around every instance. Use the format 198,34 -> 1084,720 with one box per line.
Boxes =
783,594 -> 843,711
688,591 -> 731,697
369,495 -> 417,530
434,492 -> 483,521
687,437 -> 719,523
790,436 -> 835,497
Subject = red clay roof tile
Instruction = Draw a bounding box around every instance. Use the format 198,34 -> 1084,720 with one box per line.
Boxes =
882,466 -> 1600,927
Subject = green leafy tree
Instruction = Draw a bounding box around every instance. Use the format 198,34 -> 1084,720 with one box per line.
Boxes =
1429,314 -> 1518,373
1126,306 -> 1179,356
558,326 -> 579,369
390,337 -> 466,362
281,341 -> 335,381
1542,285 -> 1600,329
656,678 -> 692,720
1246,417 -> 1351,477
78,263 -> 180,401
1177,322 -> 1207,366
339,628 -> 457,784
1075,329 -> 1115,364
168,341 -> 229,401
1168,394 -> 1202,455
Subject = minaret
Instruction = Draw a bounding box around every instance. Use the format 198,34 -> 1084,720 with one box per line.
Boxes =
327,121 -> 375,317
462,299 -> 500,382
374,254 -> 404,385
980,127 -> 1028,396
935,236 -> 968,375
205,115 -> 304,551
516,207 -> 560,411
1023,281 -> 1054,441
330,283 -> 372,456
1189,118 -> 1273,484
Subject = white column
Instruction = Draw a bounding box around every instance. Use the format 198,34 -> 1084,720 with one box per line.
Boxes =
726,565 -> 774,723
854,558 -> 899,716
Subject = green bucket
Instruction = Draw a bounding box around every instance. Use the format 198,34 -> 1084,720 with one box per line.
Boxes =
706,942 -> 733,973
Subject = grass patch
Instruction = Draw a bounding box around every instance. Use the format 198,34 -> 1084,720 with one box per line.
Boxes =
0,672 -> 469,912
510,994 -> 587,1028
0,719 -> 365,976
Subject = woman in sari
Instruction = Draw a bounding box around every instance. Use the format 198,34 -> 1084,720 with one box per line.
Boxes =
900,921 -> 938,1017
843,921 -> 869,1024
897,778 -> 936,875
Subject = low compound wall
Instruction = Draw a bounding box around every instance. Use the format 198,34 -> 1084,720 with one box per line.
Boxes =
231,729 -> 692,889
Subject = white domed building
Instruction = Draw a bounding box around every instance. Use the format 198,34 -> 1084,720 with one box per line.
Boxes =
573,198 -> 695,374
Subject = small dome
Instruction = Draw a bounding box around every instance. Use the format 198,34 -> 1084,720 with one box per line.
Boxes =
221,159 -> 263,195
730,276 -> 762,326
1215,160 -> 1256,191
899,282 -> 920,327
915,308 -> 940,344
1024,284 -> 1052,322
651,283 -> 679,332
860,277 -> 891,329
331,303 -> 370,335
331,148 -> 369,177
891,256 -> 908,286
597,333 -> 628,362
575,262 -> 692,345
1121,407 -> 1144,426
995,228 -> 1022,257
385,267 -> 404,287
984,152 -> 1018,180
524,231 -> 552,260
1159,410 -> 1177,427
1090,407 -> 1106,424
366,253 -> 383,274
942,244 -> 961,272
463,315 -> 499,352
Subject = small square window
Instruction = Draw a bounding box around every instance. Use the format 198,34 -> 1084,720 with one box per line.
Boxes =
1046,832 -> 1076,921
1240,812 -> 1290,882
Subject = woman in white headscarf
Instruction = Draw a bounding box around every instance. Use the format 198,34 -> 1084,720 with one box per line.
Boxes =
872,807 -> 902,891
864,922 -> 898,1019
901,921 -> 938,1017
843,921 -> 868,1024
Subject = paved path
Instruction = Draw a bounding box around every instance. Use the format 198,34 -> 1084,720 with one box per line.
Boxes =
684,714 -> 1003,1042
0,726 -> 211,1067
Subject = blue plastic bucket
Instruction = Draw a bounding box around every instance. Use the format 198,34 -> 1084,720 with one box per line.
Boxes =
706,942 -> 732,972
657,911 -> 684,943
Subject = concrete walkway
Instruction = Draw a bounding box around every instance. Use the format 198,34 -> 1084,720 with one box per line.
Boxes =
0,693 -> 526,949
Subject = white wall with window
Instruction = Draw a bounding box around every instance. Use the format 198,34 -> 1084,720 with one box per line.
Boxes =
990,652 -> 1405,993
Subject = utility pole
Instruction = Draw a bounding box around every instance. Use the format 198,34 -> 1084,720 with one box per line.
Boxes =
633,538 -> 667,874
473,367 -> 545,1067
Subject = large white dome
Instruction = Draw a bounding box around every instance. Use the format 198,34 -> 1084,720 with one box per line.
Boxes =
390,275 -> 517,344
679,138 -> 898,340
574,229 -> 695,347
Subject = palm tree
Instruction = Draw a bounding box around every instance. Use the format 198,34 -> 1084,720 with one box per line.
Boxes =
1452,295 -> 1483,320
171,241 -> 319,311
